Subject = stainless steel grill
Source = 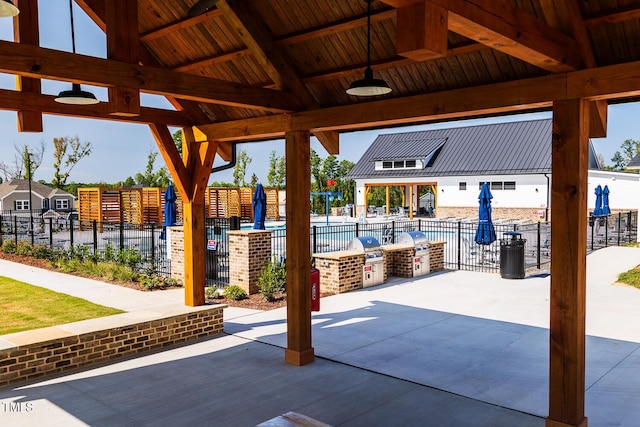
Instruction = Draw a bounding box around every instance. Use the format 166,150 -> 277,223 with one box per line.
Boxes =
398,231 -> 430,277
348,236 -> 384,287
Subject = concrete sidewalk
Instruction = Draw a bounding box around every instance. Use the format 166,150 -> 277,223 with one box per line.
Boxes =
1,246 -> 640,426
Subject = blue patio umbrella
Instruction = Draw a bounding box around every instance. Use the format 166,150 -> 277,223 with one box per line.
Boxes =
593,185 -> 603,216
160,184 -> 177,239
602,185 -> 611,215
474,183 -> 496,245
252,183 -> 267,230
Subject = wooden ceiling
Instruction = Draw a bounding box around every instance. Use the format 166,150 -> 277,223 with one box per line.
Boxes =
4,0 -> 640,148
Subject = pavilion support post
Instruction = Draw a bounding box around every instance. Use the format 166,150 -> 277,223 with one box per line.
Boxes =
183,201 -> 205,307
284,130 -> 314,366
386,186 -> 390,215
546,98 -> 589,427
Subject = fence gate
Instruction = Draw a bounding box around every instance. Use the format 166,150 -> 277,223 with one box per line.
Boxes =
205,217 -> 230,288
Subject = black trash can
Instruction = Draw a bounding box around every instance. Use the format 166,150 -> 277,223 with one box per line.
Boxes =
229,216 -> 241,230
500,231 -> 526,279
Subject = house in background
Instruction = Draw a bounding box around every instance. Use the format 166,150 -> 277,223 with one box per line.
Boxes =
347,119 -> 640,222
0,179 -> 75,216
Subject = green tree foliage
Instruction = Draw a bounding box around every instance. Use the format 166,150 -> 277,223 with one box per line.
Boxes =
610,139 -> 640,171
232,150 -> 252,186
172,129 -> 183,157
129,151 -> 172,187
250,173 -> 259,187
267,150 -> 286,188
1,142 -> 44,182
51,136 -> 92,189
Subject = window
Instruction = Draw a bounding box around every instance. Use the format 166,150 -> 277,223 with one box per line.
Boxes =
55,199 -> 69,210
382,161 -> 393,169
504,181 -> 516,190
459,182 -> 467,190
405,160 -> 416,168
491,182 -> 503,190
376,159 -> 421,171
15,200 -> 29,210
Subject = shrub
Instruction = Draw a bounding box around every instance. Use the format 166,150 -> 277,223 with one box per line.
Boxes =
1,240 -> 17,254
257,257 -> 286,302
224,285 -> 247,301
117,248 -> 142,269
15,241 -> 34,257
205,286 -> 223,299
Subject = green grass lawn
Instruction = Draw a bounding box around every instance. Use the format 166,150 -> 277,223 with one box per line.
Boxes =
0,276 -> 124,335
618,266 -> 640,290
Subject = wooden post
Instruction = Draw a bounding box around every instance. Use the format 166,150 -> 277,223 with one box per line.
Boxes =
546,99 -> 589,427
385,186 -> 390,215
284,130 -> 314,366
183,201 -> 205,307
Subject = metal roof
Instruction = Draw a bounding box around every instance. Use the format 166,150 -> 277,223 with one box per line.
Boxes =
627,153 -> 640,169
347,119 -> 599,179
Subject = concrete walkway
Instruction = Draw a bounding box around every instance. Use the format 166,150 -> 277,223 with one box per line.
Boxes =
1,247 -> 640,426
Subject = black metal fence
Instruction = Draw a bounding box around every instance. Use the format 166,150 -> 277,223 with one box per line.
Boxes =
0,216 -> 170,275
3,210 -> 636,285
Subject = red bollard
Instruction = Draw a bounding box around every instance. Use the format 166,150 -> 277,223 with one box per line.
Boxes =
310,268 -> 320,312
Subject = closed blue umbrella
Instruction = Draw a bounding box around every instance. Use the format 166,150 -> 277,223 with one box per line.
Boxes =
475,183 -> 496,245
252,183 -> 267,230
602,185 -> 611,215
160,184 -> 177,240
593,185 -> 603,216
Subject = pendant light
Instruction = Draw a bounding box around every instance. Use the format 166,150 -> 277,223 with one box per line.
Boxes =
0,0 -> 19,17
346,0 -> 392,96
55,0 -> 99,105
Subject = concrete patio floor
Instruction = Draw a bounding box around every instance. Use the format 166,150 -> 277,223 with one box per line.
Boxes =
1,246 -> 640,426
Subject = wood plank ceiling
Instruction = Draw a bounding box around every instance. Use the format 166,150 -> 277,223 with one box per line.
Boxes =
15,0 -> 631,133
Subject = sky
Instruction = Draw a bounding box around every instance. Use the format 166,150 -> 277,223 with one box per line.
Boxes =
0,1 -> 638,186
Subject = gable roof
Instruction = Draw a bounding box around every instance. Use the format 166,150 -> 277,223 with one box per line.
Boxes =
0,180 -> 74,200
347,119 -> 600,179
628,153 -> 640,169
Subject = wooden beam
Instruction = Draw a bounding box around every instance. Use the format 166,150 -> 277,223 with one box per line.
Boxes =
397,1 -> 448,61
313,131 -> 340,155
0,89 -> 192,126
584,4 -> 640,27
149,124 -> 191,201
106,0 -> 140,117
285,130 -> 314,366
13,0 -> 42,132
139,9 -> 223,43
196,114 -> 293,142
547,98 -> 589,427
0,40 -> 302,113
538,0 -> 608,137
216,0 -> 317,107
435,0 -> 582,72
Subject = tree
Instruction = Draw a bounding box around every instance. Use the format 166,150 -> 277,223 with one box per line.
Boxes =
250,173 -> 259,187
232,150 -> 252,186
0,141 -> 45,181
267,150 -> 286,189
51,136 -> 92,189
172,129 -> 183,157
620,139 -> 640,163
611,151 -> 626,171
133,151 -> 171,187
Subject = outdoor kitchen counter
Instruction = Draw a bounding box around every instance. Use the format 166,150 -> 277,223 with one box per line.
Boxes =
313,250 -> 364,260
380,243 -> 414,252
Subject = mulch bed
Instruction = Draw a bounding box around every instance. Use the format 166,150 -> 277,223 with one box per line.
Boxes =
0,252 -> 288,310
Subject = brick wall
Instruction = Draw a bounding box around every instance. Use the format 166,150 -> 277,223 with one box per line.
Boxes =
228,230 -> 272,294
437,206 -> 547,222
384,247 -> 414,278
169,226 -> 184,281
429,241 -> 445,272
0,305 -> 225,387
315,253 -> 364,294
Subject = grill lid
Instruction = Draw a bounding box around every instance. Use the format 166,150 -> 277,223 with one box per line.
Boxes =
398,231 -> 428,246
348,236 -> 381,252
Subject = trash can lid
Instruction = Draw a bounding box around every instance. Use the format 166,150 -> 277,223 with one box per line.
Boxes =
503,231 -> 522,239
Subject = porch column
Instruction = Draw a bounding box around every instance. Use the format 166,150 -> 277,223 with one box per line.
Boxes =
285,130 -> 314,366
546,99 -> 589,427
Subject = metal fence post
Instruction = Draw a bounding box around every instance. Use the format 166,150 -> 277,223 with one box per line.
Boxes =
537,222 -> 541,269
604,215 -> 609,247
457,221 -> 462,270
355,222 -> 359,237
119,221 -> 125,251
70,216 -> 74,247
49,218 -> 53,248
93,220 -> 98,254
391,220 -> 396,244
13,216 -> 18,244
150,223 -> 156,261
0,215 -> 3,246
312,226 -> 317,253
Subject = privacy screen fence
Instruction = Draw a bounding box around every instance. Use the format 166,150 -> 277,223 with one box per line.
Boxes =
1,211 -> 636,286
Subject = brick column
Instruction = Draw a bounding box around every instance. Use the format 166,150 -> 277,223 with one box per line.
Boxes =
428,241 -> 446,272
169,226 -> 184,281
228,230 -> 272,294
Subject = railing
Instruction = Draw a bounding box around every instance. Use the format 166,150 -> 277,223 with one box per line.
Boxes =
0,217 -> 170,276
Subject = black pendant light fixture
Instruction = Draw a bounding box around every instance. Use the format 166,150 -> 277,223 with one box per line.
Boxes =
55,0 -> 99,105
0,0 -> 19,17
346,0 -> 392,96
188,0 -> 219,17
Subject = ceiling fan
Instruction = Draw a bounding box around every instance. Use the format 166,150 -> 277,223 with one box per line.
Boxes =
188,0 -> 219,17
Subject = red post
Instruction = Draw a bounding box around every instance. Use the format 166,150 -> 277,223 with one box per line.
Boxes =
310,268 -> 320,312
